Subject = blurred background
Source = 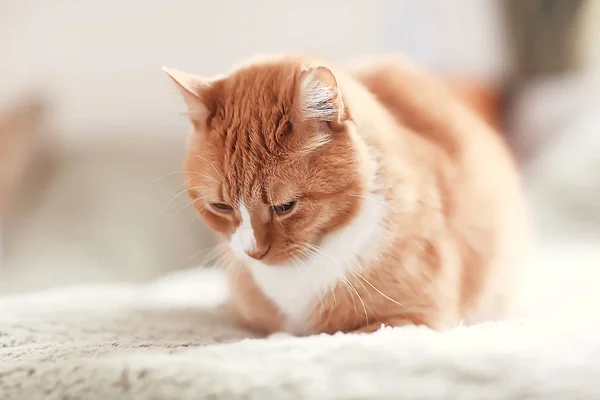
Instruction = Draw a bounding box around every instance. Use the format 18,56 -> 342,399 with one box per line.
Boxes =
0,0 -> 599,304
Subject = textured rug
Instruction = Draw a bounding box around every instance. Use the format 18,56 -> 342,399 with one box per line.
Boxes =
1,268 -> 600,400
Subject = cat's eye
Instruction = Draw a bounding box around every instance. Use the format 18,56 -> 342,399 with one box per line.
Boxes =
271,200 -> 297,215
210,203 -> 234,213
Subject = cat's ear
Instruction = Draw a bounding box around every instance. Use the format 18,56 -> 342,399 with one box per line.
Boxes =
162,67 -> 214,130
299,66 -> 346,126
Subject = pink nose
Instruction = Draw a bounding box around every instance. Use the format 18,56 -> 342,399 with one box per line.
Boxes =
246,245 -> 270,260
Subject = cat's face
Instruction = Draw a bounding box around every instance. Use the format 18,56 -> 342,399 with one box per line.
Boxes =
166,60 -> 366,266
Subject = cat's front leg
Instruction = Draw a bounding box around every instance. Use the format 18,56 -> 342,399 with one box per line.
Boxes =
227,268 -> 284,335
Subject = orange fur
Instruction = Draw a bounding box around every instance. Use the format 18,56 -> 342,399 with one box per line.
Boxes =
165,54 -> 527,335
0,99 -> 44,216
443,79 -> 503,130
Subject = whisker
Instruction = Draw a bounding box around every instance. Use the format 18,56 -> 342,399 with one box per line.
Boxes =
185,247 -> 214,264
345,262 -> 371,295
172,197 -> 198,218
302,245 -> 349,307
146,170 -> 219,189
175,176 -> 199,192
171,192 -> 211,219
220,252 -> 238,272
300,247 -> 337,308
188,242 -> 230,267
194,155 -> 224,180
339,269 -> 367,323
145,170 -> 192,189
159,186 -> 208,215
188,203 -> 210,226
346,266 -> 404,308
189,171 -> 220,185
293,254 -> 325,317
305,241 -> 412,321
215,252 -> 243,287
302,242 -> 369,325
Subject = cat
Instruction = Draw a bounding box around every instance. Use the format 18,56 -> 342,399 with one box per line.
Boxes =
163,54 -> 528,335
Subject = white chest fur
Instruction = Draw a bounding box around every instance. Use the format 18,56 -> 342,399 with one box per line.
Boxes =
238,195 -> 386,335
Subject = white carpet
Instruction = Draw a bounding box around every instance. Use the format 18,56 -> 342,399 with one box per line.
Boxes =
2,267 -> 600,399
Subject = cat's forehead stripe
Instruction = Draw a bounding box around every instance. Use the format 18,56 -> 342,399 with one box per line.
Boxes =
231,202 -> 257,254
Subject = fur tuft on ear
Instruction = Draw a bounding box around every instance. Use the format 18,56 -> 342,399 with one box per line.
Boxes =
299,66 -> 345,123
162,66 -> 213,130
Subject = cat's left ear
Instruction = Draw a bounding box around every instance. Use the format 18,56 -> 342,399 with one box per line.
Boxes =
299,66 -> 347,127
162,67 -> 215,131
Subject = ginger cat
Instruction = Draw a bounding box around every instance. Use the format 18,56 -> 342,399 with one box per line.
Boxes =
164,54 -> 527,335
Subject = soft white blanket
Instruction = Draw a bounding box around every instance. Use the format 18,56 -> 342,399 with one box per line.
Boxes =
1,268 -> 600,400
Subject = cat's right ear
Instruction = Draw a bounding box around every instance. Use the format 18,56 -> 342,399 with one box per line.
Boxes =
299,66 -> 347,128
162,67 -> 214,131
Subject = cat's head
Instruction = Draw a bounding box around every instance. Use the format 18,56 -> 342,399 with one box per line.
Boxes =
165,57 -> 371,266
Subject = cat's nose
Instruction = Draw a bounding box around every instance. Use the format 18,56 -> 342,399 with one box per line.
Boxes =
246,245 -> 270,260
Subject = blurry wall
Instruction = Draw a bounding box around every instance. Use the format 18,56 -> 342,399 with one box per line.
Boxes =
1,0 -> 386,142
0,0 -> 510,143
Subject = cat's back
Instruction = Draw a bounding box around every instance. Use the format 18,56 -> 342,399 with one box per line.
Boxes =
346,55 -> 521,204
347,55 -> 528,322
346,55 -> 499,157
